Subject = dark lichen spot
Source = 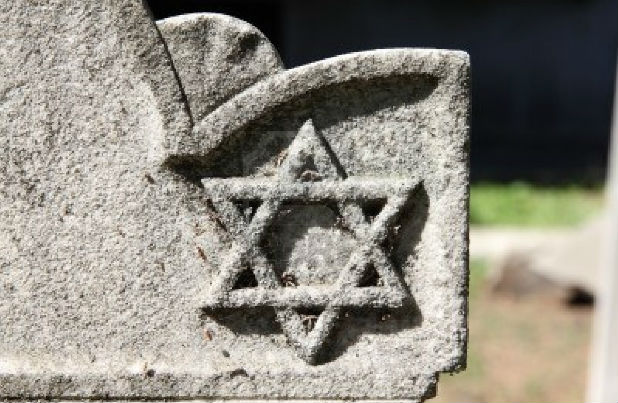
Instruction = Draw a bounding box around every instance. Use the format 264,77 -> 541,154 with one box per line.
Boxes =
229,368 -> 248,378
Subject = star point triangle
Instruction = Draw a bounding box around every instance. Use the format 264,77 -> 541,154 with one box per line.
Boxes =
278,119 -> 345,182
277,307 -> 342,365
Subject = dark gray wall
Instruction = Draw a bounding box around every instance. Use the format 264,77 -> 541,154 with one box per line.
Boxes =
149,0 -> 618,183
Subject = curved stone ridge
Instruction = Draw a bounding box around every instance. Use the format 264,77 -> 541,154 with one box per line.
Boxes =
165,48 -> 468,166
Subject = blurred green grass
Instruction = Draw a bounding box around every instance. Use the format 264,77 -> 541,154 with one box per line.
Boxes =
470,182 -> 604,227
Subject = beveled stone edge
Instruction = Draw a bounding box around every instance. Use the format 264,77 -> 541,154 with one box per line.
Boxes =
163,48 -> 470,166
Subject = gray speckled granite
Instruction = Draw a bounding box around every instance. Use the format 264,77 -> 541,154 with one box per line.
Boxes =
0,3 -> 469,402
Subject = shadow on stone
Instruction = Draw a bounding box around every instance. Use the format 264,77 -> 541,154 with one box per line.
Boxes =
200,307 -> 282,335
183,73 -> 439,178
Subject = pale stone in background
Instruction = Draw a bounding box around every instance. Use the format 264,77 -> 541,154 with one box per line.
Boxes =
0,2 -> 469,401
471,218 -> 602,297
587,56 -> 618,403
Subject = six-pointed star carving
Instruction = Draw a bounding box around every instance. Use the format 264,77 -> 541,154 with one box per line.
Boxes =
200,119 -> 419,364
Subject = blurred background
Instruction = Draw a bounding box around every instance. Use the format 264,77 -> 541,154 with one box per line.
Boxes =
149,1 -> 618,401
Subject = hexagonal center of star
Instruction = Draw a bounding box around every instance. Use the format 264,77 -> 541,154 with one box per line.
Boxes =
261,202 -> 356,286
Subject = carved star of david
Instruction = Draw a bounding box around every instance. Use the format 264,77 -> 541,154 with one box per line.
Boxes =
200,119 -> 419,364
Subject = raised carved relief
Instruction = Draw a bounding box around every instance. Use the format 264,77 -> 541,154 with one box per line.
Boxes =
199,119 -> 422,364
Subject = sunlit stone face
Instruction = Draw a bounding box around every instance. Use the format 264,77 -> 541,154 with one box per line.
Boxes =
263,203 -> 357,286
0,2 -> 469,399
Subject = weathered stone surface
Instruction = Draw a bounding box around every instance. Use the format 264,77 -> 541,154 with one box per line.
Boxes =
0,0 -> 198,397
157,13 -> 284,122
0,3 -> 469,402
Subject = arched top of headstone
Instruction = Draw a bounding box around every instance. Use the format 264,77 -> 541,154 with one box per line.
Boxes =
157,13 -> 284,122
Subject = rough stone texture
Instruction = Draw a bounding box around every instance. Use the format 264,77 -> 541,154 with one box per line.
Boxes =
157,13 -> 284,122
0,3 -> 469,402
